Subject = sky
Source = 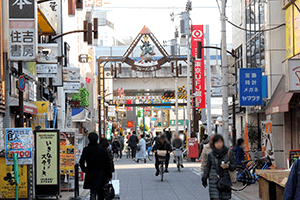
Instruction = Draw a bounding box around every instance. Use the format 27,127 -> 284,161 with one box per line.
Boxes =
94,0 -> 233,45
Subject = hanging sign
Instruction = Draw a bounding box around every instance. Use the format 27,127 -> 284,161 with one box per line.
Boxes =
239,68 -> 263,106
9,0 -> 37,61
191,25 -> 204,58
5,128 -> 34,165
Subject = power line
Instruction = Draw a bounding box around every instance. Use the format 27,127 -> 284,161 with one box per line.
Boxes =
94,6 -> 227,10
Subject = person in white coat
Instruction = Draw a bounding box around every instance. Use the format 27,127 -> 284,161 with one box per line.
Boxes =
136,134 -> 147,163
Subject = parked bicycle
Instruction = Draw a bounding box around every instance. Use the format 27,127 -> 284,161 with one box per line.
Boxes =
173,147 -> 183,172
157,150 -> 167,181
231,156 -> 273,191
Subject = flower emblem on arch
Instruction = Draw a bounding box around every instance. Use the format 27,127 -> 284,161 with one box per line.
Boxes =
138,35 -> 156,64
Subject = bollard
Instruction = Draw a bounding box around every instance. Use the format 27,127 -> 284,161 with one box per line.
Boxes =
70,163 -> 81,200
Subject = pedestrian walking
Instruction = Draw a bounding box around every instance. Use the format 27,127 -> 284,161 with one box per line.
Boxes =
128,131 -> 139,160
100,138 -> 115,173
283,158 -> 300,200
166,128 -> 172,143
79,132 -> 112,200
202,134 -> 236,200
117,132 -> 124,159
136,134 -> 147,163
233,138 -> 245,166
200,135 -> 214,174
112,138 -> 121,159
172,134 -> 184,168
199,134 -> 209,159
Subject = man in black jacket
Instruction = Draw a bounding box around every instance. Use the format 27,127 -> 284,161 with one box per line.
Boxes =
80,132 -> 112,200
128,131 -> 139,160
153,135 -> 172,176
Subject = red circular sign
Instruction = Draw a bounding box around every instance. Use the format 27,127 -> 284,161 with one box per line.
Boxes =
18,75 -> 26,92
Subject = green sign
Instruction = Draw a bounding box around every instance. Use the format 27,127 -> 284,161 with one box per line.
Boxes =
36,132 -> 58,185
106,122 -> 112,140
170,120 -> 186,126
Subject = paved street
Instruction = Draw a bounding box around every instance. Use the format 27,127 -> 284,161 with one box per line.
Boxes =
79,154 -> 260,200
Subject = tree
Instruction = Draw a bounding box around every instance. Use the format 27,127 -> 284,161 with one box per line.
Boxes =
71,87 -> 90,107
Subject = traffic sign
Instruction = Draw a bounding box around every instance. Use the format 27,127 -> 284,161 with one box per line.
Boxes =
18,76 -> 26,92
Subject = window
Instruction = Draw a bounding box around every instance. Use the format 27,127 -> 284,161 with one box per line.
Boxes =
245,0 -> 265,69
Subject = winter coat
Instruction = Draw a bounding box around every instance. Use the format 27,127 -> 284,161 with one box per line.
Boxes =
172,138 -> 183,149
233,145 -> 244,166
153,141 -> 172,154
203,147 -> 237,200
166,131 -> 172,143
136,138 -> 147,159
112,141 -> 121,153
117,135 -> 124,149
283,159 -> 300,200
128,135 -> 139,148
201,143 -> 212,173
199,138 -> 209,158
79,143 -> 112,189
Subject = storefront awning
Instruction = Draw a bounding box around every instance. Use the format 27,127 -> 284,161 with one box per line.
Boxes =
10,98 -> 38,115
72,108 -> 91,122
38,8 -> 56,36
265,76 -> 294,115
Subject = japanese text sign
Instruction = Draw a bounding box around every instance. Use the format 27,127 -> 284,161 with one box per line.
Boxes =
191,25 -> 204,58
9,0 -> 37,61
239,68 -> 263,106
5,128 -> 34,165
195,60 -> 205,108
35,130 -> 59,185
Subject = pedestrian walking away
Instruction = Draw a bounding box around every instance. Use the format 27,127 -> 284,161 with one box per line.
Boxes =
200,135 -> 214,174
117,132 -> 124,159
202,134 -> 237,200
153,135 -> 172,176
128,131 -> 139,160
233,138 -> 245,166
136,134 -> 147,163
199,134 -> 209,159
79,132 -> 112,200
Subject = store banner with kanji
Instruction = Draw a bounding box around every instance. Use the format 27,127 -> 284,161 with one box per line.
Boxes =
191,25 -> 205,108
9,0 -> 37,61
239,68 -> 263,106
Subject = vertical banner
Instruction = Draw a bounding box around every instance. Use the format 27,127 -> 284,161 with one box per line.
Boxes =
9,0 -> 37,61
106,122 -> 112,140
261,121 -> 274,159
286,4 -> 294,58
35,130 -> 60,197
191,25 -> 205,108
244,123 -> 250,160
32,101 -> 49,130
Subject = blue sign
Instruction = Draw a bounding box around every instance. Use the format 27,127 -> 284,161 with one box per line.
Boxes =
239,68 -> 263,106
18,75 -> 26,91
5,128 -> 34,165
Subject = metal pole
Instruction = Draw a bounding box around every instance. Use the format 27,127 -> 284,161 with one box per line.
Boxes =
232,94 -> 236,146
186,20 -> 191,138
18,61 -> 24,128
183,105 -> 186,133
49,78 -> 54,128
143,101 -> 145,134
175,75 -> 179,135
205,25 -> 212,136
221,0 -> 229,146
98,62 -> 101,141
161,108 -> 163,133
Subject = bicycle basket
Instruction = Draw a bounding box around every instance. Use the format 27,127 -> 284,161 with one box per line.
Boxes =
157,150 -> 167,157
174,150 -> 182,157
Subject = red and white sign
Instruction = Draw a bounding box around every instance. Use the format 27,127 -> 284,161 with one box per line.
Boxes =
86,77 -> 91,84
192,25 -> 205,108
191,25 -> 204,58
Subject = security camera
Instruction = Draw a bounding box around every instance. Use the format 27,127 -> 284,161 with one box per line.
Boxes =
42,49 -> 52,56
97,95 -> 103,100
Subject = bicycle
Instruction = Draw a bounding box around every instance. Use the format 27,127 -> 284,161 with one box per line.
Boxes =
173,147 -> 183,172
125,146 -> 131,158
157,150 -> 167,182
231,156 -> 272,191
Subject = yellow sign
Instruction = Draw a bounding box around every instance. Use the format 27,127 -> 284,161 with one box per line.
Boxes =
60,143 -> 75,176
286,4 -> 294,58
31,101 -> 49,130
294,0 -> 300,55
0,157 -> 28,199
36,132 -> 58,185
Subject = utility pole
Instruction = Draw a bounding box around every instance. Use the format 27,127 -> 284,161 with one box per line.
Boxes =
205,25 -> 212,136
175,63 -> 179,135
18,61 -> 24,128
221,0 -> 229,146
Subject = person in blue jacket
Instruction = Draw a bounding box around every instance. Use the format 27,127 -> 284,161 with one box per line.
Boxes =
283,158 -> 300,200
233,138 -> 245,166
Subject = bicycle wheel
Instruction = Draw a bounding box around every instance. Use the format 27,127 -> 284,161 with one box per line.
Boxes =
160,163 -> 164,181
231,165 -> 251,191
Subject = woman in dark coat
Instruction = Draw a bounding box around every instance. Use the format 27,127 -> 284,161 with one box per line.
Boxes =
202,134 -> 236,200
80,133 -> 112,200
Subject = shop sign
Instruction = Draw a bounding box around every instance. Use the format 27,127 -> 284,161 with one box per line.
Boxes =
107,106 -> 115,117
36,63 -> 58,78
294,0 -> 300,55
5,128 -> 34,165
9,0 -> 37,61
0,157 -> 28,199
60,134 -> 75,176
285,59 -> 300,92
35,130 -> 59,185
286,4 -> 294,58
79,54 -> 89,63
63,82 -> 80,93
62,67 -> 80,82
32,101 -> 49,131
37,43 -> 58,63
191,25 -> 204,58
261,121 -> 274,159
127,121 -> 133,128
29,81 -> 35,101
239,68 -> 263,106
106,122 -> 112,140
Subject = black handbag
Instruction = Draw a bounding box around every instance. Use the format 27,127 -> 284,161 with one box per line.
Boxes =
103,182 -> 115,200
217,175 -> 232,191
